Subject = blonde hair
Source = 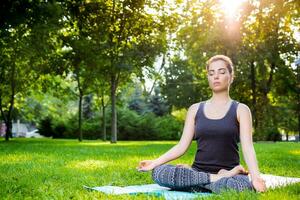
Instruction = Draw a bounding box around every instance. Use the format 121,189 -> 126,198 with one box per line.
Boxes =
206,55 -> 234,75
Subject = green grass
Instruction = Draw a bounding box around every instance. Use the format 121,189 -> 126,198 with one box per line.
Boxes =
0,138 -> 299,199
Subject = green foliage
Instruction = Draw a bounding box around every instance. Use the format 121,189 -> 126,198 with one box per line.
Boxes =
1,0 -> 299,142
155,115 -> 182,140
148,87 -> 170,116
37,106 -> 182,140
161,57 -> 209,109
127,84 -> 169,116
172,0 -> 299,137
53,123 -> 66,139
127,86 -> 149,115
117,107 -> 182,140
38,117 -> 55,137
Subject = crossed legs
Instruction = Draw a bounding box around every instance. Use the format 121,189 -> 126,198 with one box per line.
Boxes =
152,164 -> 254,193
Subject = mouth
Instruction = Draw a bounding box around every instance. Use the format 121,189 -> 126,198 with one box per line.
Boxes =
213,82 -> 221,86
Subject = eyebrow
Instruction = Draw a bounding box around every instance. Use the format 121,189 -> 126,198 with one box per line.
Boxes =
208,68 -> 227,72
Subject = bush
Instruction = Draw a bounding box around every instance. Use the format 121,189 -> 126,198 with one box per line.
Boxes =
254,126 -> 282,142
53,123 -> 66,138
37,117 -> 55,137
156,115 -> 182,140
267,131 -> 282,142
81,119 -> 102,140
117,108 -> 182,140
38,107 -> 183,140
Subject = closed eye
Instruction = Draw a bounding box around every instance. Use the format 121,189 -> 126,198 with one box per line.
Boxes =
219,68 -> 226,74
208,71 -> 214,76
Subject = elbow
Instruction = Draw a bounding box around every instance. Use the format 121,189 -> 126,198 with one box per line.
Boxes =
175,143 -> 188,157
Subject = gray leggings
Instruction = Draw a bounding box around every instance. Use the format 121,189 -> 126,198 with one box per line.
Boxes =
152,164 -> 254,193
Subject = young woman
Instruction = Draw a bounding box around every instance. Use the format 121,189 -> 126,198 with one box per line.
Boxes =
137,55 -> 266,193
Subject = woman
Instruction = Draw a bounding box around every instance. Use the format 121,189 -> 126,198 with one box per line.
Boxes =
137,55 -> 266,193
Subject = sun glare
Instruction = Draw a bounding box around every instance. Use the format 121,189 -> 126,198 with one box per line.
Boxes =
219,0 -> 246,18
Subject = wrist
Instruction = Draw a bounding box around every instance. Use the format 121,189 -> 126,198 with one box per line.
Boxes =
152,159 -> 160,168
251,175 -> 263,181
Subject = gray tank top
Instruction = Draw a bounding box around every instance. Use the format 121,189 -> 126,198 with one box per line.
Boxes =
191,100 -> 240,174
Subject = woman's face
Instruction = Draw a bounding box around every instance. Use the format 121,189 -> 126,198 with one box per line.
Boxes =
207,60 -> 233,92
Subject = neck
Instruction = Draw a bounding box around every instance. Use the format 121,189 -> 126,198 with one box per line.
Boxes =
209,90 -> 231,104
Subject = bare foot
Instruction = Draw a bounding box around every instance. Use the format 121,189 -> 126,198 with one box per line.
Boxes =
218,165 -> 248,177
210,165 -> 248,182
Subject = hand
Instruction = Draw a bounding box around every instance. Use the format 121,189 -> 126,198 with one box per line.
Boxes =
252,177 -> 267,192
137,160 -> 157,172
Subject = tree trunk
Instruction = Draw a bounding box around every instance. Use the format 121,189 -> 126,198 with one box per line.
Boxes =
5,121 -> 12,141
75,65 -> 83,142
297,63 -> 300,142
256,62 -> 275,140
101,91 -> 106,141
78,93 -> 83,142
250,61 -> 257,129
0,98 -> 9,141
4,64 -> 16,141
110,74 -> 117,143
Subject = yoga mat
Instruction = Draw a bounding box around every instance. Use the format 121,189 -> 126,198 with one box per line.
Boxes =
256,174 -> 300,189
84,173 -> 300,199
83,184 -> 211,199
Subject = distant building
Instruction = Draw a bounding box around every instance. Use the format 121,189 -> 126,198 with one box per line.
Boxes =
0,122 -> 6,137
12,120 -> 28,137
0,120 -> 38,138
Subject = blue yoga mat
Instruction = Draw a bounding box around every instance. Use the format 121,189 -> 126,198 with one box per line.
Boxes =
83,184 -> 212,200
84,174 -> 300,199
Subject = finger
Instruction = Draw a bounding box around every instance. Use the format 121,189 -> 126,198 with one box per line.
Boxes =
243,170 -> 249,175
137,168 -> 148,172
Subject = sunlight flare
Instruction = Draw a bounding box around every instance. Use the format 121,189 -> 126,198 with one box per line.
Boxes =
219,0 -> 246,18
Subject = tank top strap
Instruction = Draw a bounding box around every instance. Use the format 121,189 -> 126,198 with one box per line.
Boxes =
194,101 -> 205,124
227,100 -> 239,122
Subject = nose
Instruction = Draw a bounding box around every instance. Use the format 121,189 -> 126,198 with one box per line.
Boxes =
213,73 -> 219,79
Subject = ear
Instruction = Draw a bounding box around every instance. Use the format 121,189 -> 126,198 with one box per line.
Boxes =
230,75 -> 234,84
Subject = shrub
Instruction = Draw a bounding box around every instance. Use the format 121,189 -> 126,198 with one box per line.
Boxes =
38,107 -> 183,140
53,123 -> 66,138
37,116 -> 55,137
117,108 -> 182,140
156,115 -> 182,140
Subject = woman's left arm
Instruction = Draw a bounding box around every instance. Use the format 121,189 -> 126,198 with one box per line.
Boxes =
238,103 -> 266,192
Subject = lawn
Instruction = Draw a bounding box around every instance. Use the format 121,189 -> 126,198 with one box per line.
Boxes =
0,138 -> 299,199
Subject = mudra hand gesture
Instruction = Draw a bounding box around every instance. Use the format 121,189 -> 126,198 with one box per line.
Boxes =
137,160 -> 157,172
252,177 -> 267,192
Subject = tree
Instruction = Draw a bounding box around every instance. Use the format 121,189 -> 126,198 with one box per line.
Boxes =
60,0 -> 104,141
128,84 -> 149,115
87,0 -> 169,143
148,86 -> 169,116
0,0 -> 63,141
92,78 -> 110,141
173,0 -> 299,139
161,57 -> 209,109
239,0 -> 300,138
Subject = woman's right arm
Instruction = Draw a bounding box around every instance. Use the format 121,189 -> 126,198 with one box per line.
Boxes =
137,103 -> 199,171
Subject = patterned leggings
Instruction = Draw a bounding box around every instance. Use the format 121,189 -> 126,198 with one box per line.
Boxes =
152,164 -> 254,193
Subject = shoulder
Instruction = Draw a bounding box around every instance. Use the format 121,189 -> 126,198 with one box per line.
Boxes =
189,102 -> 200,110
236,103 -> 252,122
187,102 -> 201,116
237,103 -> 251,113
